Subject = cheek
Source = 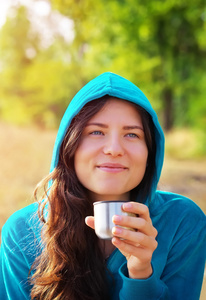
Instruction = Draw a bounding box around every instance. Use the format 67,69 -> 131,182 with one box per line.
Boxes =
73,142 -> 94,181
132,144 -> 148,164
73,147 -> 83,178
130,147 -> 148,187
143,147 -> 149,164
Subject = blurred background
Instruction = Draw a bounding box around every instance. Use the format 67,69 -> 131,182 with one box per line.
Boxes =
0,0 -> 205,298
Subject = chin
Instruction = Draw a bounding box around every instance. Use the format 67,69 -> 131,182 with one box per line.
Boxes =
91,188 -> 129,201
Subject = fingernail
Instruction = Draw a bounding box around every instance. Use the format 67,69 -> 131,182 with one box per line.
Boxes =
112,226 -> 122,235
112,237 -> 120,245
123,202 -> 132,210
113,215 -> 122,222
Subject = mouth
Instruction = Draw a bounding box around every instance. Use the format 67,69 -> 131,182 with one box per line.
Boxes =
97,163 -> 128,173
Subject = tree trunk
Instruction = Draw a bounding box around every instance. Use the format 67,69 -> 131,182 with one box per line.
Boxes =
163,87 -> 173,131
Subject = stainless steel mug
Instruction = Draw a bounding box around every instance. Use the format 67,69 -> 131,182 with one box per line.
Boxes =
93,200 -> 135,239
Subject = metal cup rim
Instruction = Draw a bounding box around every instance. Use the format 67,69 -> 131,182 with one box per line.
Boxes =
93,200 -> 129,206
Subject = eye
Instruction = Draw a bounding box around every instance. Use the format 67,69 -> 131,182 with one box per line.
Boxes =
90,130 -> 104,136
126,133 -> 139,138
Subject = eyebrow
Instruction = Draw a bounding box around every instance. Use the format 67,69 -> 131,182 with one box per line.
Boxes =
123,125 -> 144,131
86,122 -> 144,131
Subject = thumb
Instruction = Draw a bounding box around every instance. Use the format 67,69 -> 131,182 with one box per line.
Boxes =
85,216 -> 95,230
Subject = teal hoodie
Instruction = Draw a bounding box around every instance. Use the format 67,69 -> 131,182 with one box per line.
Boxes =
0,72 -> 205,299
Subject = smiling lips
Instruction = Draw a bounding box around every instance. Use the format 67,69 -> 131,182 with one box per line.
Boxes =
97,163 -> 128,173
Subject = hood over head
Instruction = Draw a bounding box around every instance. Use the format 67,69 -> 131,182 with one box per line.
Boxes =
50,72 -> 165,201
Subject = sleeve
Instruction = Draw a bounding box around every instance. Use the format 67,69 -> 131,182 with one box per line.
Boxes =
159,215 -> 206,300
0,213 -> 37,300
118,204 -> 206,300
119,263 -> 169,299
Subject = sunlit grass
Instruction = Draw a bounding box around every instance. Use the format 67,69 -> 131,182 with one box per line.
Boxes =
0,122 -> 55,229
165,128 -> 206,159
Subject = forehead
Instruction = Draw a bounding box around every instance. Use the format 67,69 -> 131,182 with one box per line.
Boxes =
89,97 -> 142,122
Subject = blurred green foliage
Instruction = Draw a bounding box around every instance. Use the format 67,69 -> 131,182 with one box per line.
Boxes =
0,0 -> 205,137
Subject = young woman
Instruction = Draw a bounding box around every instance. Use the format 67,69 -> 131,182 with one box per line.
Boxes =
0,72 -> 205,300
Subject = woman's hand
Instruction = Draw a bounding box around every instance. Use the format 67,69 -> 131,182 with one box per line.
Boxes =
111,202 -> 158,279
85,202 -> 158,279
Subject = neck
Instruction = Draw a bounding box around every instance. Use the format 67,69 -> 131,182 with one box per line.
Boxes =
90,192 -> 130,203
99,239 -> 116,260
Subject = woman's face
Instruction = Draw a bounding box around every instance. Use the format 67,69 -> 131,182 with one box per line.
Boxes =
74,98 -> 148,202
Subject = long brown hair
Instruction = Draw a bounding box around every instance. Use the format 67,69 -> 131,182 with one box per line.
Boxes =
30,96 -> 156,300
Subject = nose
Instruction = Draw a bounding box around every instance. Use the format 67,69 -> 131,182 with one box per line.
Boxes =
103,134 -> 124,157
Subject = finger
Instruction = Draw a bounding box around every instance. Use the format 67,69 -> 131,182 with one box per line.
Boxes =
85,216 -> 95,230
112,214 -> 158,237
112,226 -> 158,250
112,236 -> 156,261
122,202 -> 151,223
